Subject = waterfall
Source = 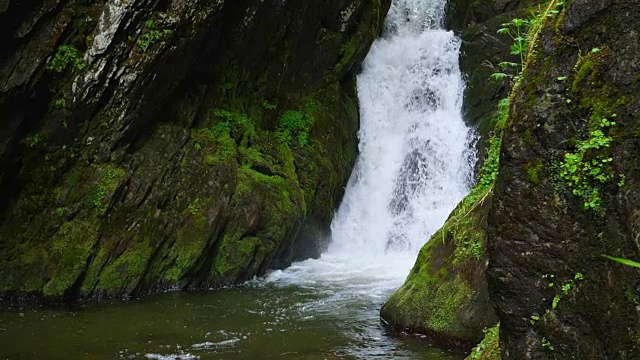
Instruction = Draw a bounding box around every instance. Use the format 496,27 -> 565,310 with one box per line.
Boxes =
266,0 -> 475,314
326,0 -> 474,261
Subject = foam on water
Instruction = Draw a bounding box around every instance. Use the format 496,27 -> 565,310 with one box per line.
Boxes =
267,0 -> 475,297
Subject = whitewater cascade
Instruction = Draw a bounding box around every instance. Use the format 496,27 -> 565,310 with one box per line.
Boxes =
267,0 -> 475,306
328,0 -> 474,263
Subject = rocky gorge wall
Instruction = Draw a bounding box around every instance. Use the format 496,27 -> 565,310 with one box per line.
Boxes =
489,0 -> 640,357
0,0 -> 390,302
383,0 -> 640,358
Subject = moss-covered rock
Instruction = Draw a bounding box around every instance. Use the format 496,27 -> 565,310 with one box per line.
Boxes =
466,324 -> 501,360
0,0 -> 391,303
381,179 -> 498,349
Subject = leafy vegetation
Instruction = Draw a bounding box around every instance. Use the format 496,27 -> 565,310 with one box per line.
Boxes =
603,255 -> 640,269
491,1 -> 565,82
138,19 -> 172,52
188,198 -> 202,215
276,110 -> 314,147
467,324 -> 500,360
558,111 -> 618,210
23,134 -> 41,148
93,166 -> 126,213
49,45 -> 86,73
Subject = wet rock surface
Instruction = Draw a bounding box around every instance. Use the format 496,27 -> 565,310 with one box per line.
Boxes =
489,0 -> 640,357
446,0 -> 544,147
0,0 -> 390,302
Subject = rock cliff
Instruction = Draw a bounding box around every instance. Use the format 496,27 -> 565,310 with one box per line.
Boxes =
0,0 -> 390,302
489,0 -> 640,357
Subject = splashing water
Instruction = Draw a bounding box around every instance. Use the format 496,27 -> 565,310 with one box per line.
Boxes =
268,0 -> 474,291
264,0 -> 476,355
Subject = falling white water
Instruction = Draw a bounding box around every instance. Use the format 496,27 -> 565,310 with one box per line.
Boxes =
264,0 -> 475,354
269,0 -> 474,286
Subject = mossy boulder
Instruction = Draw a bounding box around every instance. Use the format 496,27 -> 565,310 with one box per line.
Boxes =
0,0 -> 391,303
488,0 -> 640,357
381,183 -> 498,349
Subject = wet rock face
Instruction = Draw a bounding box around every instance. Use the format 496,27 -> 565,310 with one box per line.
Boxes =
0,0 -> 390,302
488,0 -> 640,357
446,0 -> 543,146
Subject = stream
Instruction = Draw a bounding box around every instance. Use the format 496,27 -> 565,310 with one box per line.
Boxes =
0,0 -> 476,358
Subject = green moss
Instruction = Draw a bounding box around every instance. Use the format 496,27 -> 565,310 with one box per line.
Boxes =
42,219 -> 100,297
0,245 -> 50,293
384,242 -> 473,333
445,187 -> 491,264
571,55 -> 596,94
212,235 -> 260,277
427,276 -> 474,331
92,165 -> 126,214
79,245 -> 111,294
525,159 -> 544,184
164,215 -> 211,282
95,241 -> 152,292
335,39 -> 358,73
523,128 -> 534,145
466,324 -> 501,360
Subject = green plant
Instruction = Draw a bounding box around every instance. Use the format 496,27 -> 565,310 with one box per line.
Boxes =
23,134 -> 41,147
49,45 -> 86,73
211,108 -> 256,143
558,112 -> 618,210
137,19 -> 172,52
276,110 -> 314,146
262,100 -> 277,111
188,198 -> 201,215
53,98 -> 66,110
491,1 -> 565,83
468,324 -> 500,360
530,315 -> 540,325
55,207 -> 68,217
493,17 -> 529,79
478,135 -> 502,189
93,166 -> 125,212
603,255 -> 640,268
542,337 -> 555,351
544,273 -> 584,313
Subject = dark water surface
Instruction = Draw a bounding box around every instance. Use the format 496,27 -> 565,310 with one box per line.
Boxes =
0,283 -> 461,360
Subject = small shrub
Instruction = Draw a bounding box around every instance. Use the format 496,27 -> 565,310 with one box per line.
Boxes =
276,110 -> 314,147
49,45 -> 86,73
137,19 -> 172,52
